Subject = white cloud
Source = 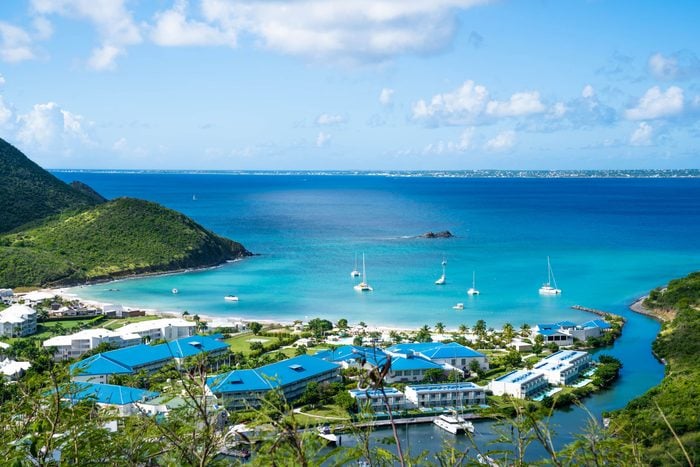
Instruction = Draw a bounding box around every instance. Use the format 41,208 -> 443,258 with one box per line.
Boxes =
582,84 -> 595,99
423,127 -> 474,155
16,102 -> 93,150
31,0 -> 142,70
0,96 -> 12,125
32,16 -> 53,40
379,87 -> 394,106
648,53 -> 677,80
648,51 -> 700,80
0,74 -> 5,86
485,91 -> 545,117
316,131 -> 331,147
0,21 -> 35,62
549,102 -> 567,119
112,137 -> 128,152
630,122 -> 653,146
151,0 -> 235,47
200,0 -> 493,64
316,113 -> 345,125
484,130 -> 515,151
625,86 -> 684,120
412,80 -> 489,124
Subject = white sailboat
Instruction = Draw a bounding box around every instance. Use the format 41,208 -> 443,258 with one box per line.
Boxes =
539,256 -> 561,295
435,258 -> 447,285
433,413 -> 475,434
467,271 -> 480,295
354,253 -> 373,292
350,253 -> 361,277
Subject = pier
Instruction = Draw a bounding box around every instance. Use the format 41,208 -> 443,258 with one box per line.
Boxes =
571,305 -> 626,322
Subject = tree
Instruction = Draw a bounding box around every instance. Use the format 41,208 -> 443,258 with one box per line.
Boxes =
295,345 -> 307,356
520,323 -> 531,337
469,359 -> 483,378
337,318 -> 348,330
473,319 -> 487,338
307,318 -> 333,339
422,368 -> 445,383
435,322 -> 445,334
415,325 -> 432,343
389,330 -> 403,344
502,323 -> 515,342
353,336 -> 364,346
249,321 -> 263,335
249,341 -> 264,352
334,391 -> 356,412
503,349 -> 522,368
458,323 -> 468,334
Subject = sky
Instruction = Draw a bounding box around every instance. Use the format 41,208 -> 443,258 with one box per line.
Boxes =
0,0 -> 699,170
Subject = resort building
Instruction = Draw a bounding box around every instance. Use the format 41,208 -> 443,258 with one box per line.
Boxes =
0,304 -> 37,337
404,382 -> 486,408
17,290 -> 56,306
0,288 -> 13,304
1,358 -> 31,380
63,382 -> 159,416
207,355 -> 341,410
313,345 -> 388,370
349,387 -> 407,412
531,322 -> 575,347
43,328 -> 142,360
386,342 -> 489,372
113,318 -> 195,341
71,334 -> 229,383
384,355 -> 445,383
489,370 -> 549,399
568,320 -> 612,341
534,350 -> 592,385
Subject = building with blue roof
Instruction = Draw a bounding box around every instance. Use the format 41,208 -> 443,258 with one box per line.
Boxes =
533,318 -> 614,345
488,369 -> 549,399
313,345 -> 388,369
349,387 -> 406,412
64,381 -> 159,416
207,354 -> 340,410
404,382 -> 486,408
386,342 -> 488,373
71,334 -> 229,383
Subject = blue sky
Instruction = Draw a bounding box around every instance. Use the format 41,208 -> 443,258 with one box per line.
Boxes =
0,0 -> 699,170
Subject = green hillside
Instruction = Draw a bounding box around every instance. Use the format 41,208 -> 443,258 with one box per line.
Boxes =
612,272 -> 700,465
0,197 -> 250,287
0,138 -> 100,233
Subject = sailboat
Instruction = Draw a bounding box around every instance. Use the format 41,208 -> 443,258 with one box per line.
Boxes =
467,271 -> 480,295
435,258 -> 447,285
354,253 -> 373,292
539,256 -> 562,295
350,253 -> 361,277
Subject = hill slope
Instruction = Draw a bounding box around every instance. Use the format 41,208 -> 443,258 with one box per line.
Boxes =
0,197 -> 250,287
612,272 -> 700,465
0,138 -> 100,233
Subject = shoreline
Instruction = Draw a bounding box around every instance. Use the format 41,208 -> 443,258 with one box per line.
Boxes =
628,295 -> 674,322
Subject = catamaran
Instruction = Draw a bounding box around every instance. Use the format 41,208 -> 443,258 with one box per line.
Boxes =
435,258 -> 447,285
433,413 -> 475,434
350,253 -> 361,277
467,270 -> 480,295
354,253 -> 373,292
539,256 -> 561,295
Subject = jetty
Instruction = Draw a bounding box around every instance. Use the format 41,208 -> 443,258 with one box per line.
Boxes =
571,305 -> 626,322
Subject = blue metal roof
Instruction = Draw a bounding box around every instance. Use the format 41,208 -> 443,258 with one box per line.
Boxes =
386,343 -> 440,354
536,329 -> 566,336
349,388 -> 403,398
70,335 -> 229,376
419,342 -> 484,359
65,382 -> 158,405
580,319 -> 612,329
71,354 -> 134,376
314,345 -> 387,364
555,320 -> 577,327
406,382 -> 481,393
495,369 -> 544,384
390,356 -> 443,371
207,369 -> 272,393
207,355 -> 340,395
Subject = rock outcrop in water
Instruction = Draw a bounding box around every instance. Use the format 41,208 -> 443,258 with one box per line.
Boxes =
418,231 -> 454,239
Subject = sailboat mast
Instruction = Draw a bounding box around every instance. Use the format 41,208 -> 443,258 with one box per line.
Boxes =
472,271 -> 476,289
362,253 -> 367,282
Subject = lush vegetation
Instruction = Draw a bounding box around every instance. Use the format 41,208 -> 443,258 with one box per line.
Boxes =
613,271 -> 700,465
0,197 -> 250,287
0,138 -> 100,233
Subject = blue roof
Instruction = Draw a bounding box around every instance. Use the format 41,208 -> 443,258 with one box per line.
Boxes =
495,369 -> 544,384
207,355 -> 340,394
544,350 -> 589,362
386,343 -> 441,354
419,342 -> 484,359
555,320 -> 577,327
65,382 -> 158,405
580,319 -> 612,329
70,334 -> 228,376
71,354 -> 134,376
349,387 -> 403,398
536,323 -> 557,330
314,345 -> 387,365
406,382 -> 481,393
390,356 -> 443,371
207,369 -> 272,393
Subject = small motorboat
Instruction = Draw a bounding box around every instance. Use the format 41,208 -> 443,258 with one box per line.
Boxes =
453,303 -> 464,310
224,295 -> 239,302
171,288 -> 179,294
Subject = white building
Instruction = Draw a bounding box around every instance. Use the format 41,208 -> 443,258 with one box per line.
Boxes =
404,382 -> 486,408
114,318 -> 195,341
43,328 -> 142,360
535,350 -> 591,385
18,290 -> 57,306
349,387 -> 407,412
0,289 -> 13,304
1,358 -> 31,380
489,370 -> 549,399
0,304 -> 37,337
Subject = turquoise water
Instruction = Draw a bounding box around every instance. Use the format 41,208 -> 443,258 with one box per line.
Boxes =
55,172 -> 698,455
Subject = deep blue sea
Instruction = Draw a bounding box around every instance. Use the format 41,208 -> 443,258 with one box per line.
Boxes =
53,171 -> 700,457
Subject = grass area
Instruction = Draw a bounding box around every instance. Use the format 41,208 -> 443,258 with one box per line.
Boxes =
34,319 -> 97,340
305,344 -> 332,355
102,315 -> 160,331
224,332 -> 256,354
293,404 -> 351,426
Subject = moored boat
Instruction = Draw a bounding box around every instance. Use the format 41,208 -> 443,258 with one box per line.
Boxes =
433,413 -> 474,434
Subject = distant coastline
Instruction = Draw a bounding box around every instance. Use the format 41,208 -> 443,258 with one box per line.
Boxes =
49,169 -> 700,178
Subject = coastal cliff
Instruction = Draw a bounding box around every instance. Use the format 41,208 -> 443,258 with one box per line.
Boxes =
0,139 -> 250,288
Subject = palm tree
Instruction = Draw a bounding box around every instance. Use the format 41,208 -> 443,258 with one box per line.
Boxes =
473,319 -> 487,338
502,322 -> 515,342
458,323 -> 468,334
520,323 -> 531,337
435,322 -> 445,334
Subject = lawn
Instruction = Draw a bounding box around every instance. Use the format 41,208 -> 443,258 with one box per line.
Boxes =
34,319 -> 97,339
103,315 -> 160,331
224,332 -> 258,354
292,404 -> 351,426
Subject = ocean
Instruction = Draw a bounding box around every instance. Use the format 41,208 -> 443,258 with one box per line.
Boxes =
54,171 -> 700,455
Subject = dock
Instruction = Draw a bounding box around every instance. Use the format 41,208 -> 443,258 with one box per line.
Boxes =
571,305 -> 626,322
